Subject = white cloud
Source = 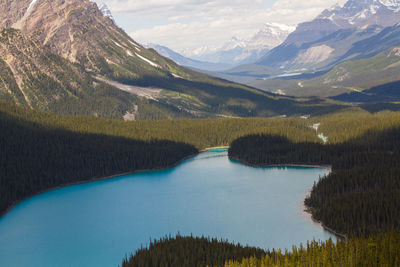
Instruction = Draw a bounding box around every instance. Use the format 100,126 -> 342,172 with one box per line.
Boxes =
95,0 -> 348,52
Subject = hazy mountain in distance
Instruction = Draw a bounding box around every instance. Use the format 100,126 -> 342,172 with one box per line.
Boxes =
182,23 -> 295,67
257,0 -> 400,68
226,0 -> 400,78
217,0 -> 400,99
146,44 -> 233,71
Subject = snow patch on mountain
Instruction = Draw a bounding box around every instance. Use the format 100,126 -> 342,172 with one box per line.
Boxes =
389,47 -> 400,56
379,0 -> 400,10
27,0 -> 39,14
113,40 -> 123,48
97,2 -> 114,22
12,0 -> 40,29
135,53 -> 160,68
316,0 -> 400,30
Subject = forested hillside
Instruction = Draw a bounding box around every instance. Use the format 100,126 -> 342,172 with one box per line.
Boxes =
229,124 -> 400,237
122,233 -> 400,267
0,108 -> 198,214
0,101 -> 320,149
3,102 -> 400,218
0,101 -> 322,215
122,235 -> 266,267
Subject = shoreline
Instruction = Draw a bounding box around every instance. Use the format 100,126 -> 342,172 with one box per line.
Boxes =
1,149 -> 345,240
229,156 -> 332,170
232,156 -> 347,239
0,151 -> 200,219
200,146 -> 229,152
304,207 -> 348,240
301,190 -> 347,240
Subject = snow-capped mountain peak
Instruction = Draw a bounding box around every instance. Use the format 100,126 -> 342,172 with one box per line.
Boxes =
284,0 -> 400,46
247,23 -> 295,50
180,22 -> 295,65
379,0 -> 400,10
97,2 -> 114,22
328,3 -> 344,12
317,0 -> 400,28
221,36 -> 247,50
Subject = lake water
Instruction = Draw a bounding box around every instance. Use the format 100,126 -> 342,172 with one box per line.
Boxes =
0,151 -> 334,267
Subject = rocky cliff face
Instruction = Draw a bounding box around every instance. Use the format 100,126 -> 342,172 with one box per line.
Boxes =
0,0 -> 334,118
253,0 -> 400,72
0,28 -> 94,109
0,0 -> 31,28
285,0 -> 400,46
0,0 -> 187,82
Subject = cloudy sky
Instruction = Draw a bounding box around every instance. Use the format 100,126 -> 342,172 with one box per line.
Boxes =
95,0 -> 347,54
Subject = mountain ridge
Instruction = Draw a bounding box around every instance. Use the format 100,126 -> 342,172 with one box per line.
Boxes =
180,23 -> 295,69
220,0 -> 400,98
0,0 -> 342,119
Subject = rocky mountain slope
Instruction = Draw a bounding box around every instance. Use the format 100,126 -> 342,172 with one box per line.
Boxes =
0,28 -> 189,119
248,43 -> 400,97
0,0 -> 340,118
285,0 -> 400,46
256,0 -> 400,71
222,0 -> 400,98
5,0 -> 187,81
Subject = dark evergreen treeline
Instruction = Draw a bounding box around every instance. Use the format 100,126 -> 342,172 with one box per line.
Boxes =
122,233 -> 400,267
229,135 -> 332,166
229,128 -> 400,237
122,235 -> 266,267
0,111 -> 197,214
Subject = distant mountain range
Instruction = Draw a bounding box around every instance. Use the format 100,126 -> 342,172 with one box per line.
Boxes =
152,23 -> 295,71
0,0 -> 338,119
145,44 -> 232,71
221,0 -> 400,98
284,0 -> 400,46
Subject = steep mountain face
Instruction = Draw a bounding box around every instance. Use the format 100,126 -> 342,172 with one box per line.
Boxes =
183,23 -> 295,68
0,0 -> 341,118
0,28 -> 143,118
285,0 -> 400,46
248,23 -> 296,51
228,0 -> 400,81
261,24 -> 394,71
0,0 -> 31,28
255,0 -> 400,69
3,0 -> 188,82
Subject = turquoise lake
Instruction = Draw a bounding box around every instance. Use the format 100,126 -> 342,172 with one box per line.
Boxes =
0,151 -> 335,267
